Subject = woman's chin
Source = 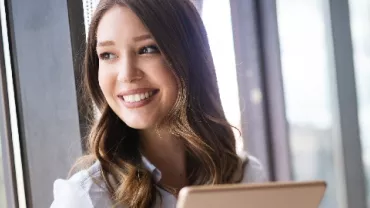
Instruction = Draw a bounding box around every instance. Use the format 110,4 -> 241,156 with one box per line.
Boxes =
124,120 -> 154,131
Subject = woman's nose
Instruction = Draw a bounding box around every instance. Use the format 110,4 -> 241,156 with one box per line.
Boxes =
116,55 -> 143,83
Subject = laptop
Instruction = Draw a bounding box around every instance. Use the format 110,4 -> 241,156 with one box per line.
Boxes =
176,181 -> 326,208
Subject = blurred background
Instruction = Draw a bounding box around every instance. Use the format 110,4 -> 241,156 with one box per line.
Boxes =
0,0 -> 369,207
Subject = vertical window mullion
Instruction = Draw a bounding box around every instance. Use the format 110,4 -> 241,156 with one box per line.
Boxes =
327,0 -> 367,207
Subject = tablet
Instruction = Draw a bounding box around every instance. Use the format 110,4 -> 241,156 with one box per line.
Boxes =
176,181 -> 326,208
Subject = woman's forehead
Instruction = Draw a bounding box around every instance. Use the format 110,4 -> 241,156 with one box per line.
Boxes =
96,5 -> 150,43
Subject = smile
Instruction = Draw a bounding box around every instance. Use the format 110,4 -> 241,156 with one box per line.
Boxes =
118,89 -> 159,108
122,91 -> 155,103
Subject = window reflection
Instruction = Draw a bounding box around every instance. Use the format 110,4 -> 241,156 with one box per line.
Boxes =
348,0 -> 370,204
276,0 -> 339,207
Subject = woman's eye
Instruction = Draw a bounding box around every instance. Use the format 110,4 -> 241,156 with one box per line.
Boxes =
99,52 -> 117,60
139,45 -> 160,55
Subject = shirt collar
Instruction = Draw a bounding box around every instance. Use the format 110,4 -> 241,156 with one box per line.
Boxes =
141,151 -> 248,184
141,155 -> 162,183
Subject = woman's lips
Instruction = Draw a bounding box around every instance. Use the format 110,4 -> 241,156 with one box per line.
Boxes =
118,89 -> 159,109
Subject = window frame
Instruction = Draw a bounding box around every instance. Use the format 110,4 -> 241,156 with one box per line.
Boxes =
0,5 -> 18,207
3,0 -> 86,206
229,0 -> 291,181
326,0 -> 367,207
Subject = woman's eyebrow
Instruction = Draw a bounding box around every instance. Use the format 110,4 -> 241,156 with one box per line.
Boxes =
133,34 -> 152,42
97,40 -> 115,47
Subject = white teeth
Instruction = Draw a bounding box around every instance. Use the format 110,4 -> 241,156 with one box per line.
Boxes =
134,94 -> 140,102
122,91 -> 155,103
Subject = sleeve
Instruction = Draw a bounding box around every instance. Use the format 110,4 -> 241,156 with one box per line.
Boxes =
242,155 -> 269,183
50,175 -> 94,208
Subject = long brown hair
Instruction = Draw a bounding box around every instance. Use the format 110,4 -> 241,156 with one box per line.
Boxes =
80,0 -> 241,207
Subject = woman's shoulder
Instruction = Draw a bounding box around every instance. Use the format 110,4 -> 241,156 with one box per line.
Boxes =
50,161 -> 115,208
238,151 -> 268,183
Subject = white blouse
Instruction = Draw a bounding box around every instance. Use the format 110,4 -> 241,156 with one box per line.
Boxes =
50,153 -> 267,208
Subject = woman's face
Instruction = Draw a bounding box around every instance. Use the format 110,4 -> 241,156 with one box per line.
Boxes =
96,5 -> 178,130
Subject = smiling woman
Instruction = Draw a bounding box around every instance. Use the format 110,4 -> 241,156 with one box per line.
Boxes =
50,0 -> 267,207
96,6 -> 178,131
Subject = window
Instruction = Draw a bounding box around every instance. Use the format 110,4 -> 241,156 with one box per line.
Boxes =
82,0 -> 99,36
277,0 -> 340,207
349,0 -> 370,204
201,0 -> 243,152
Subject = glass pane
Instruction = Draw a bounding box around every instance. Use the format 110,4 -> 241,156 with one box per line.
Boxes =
277,0 -> 339,207
0,140 -> 7,208
201,0 -> 243,153
349,0 -> 370,205
82,0 -> 99,36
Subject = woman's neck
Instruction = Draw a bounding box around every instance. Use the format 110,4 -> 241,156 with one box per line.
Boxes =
139,129 -> 183,159
139,128 -> 188,191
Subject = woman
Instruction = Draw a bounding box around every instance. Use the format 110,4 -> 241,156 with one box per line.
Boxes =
51,0 -> 267,207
